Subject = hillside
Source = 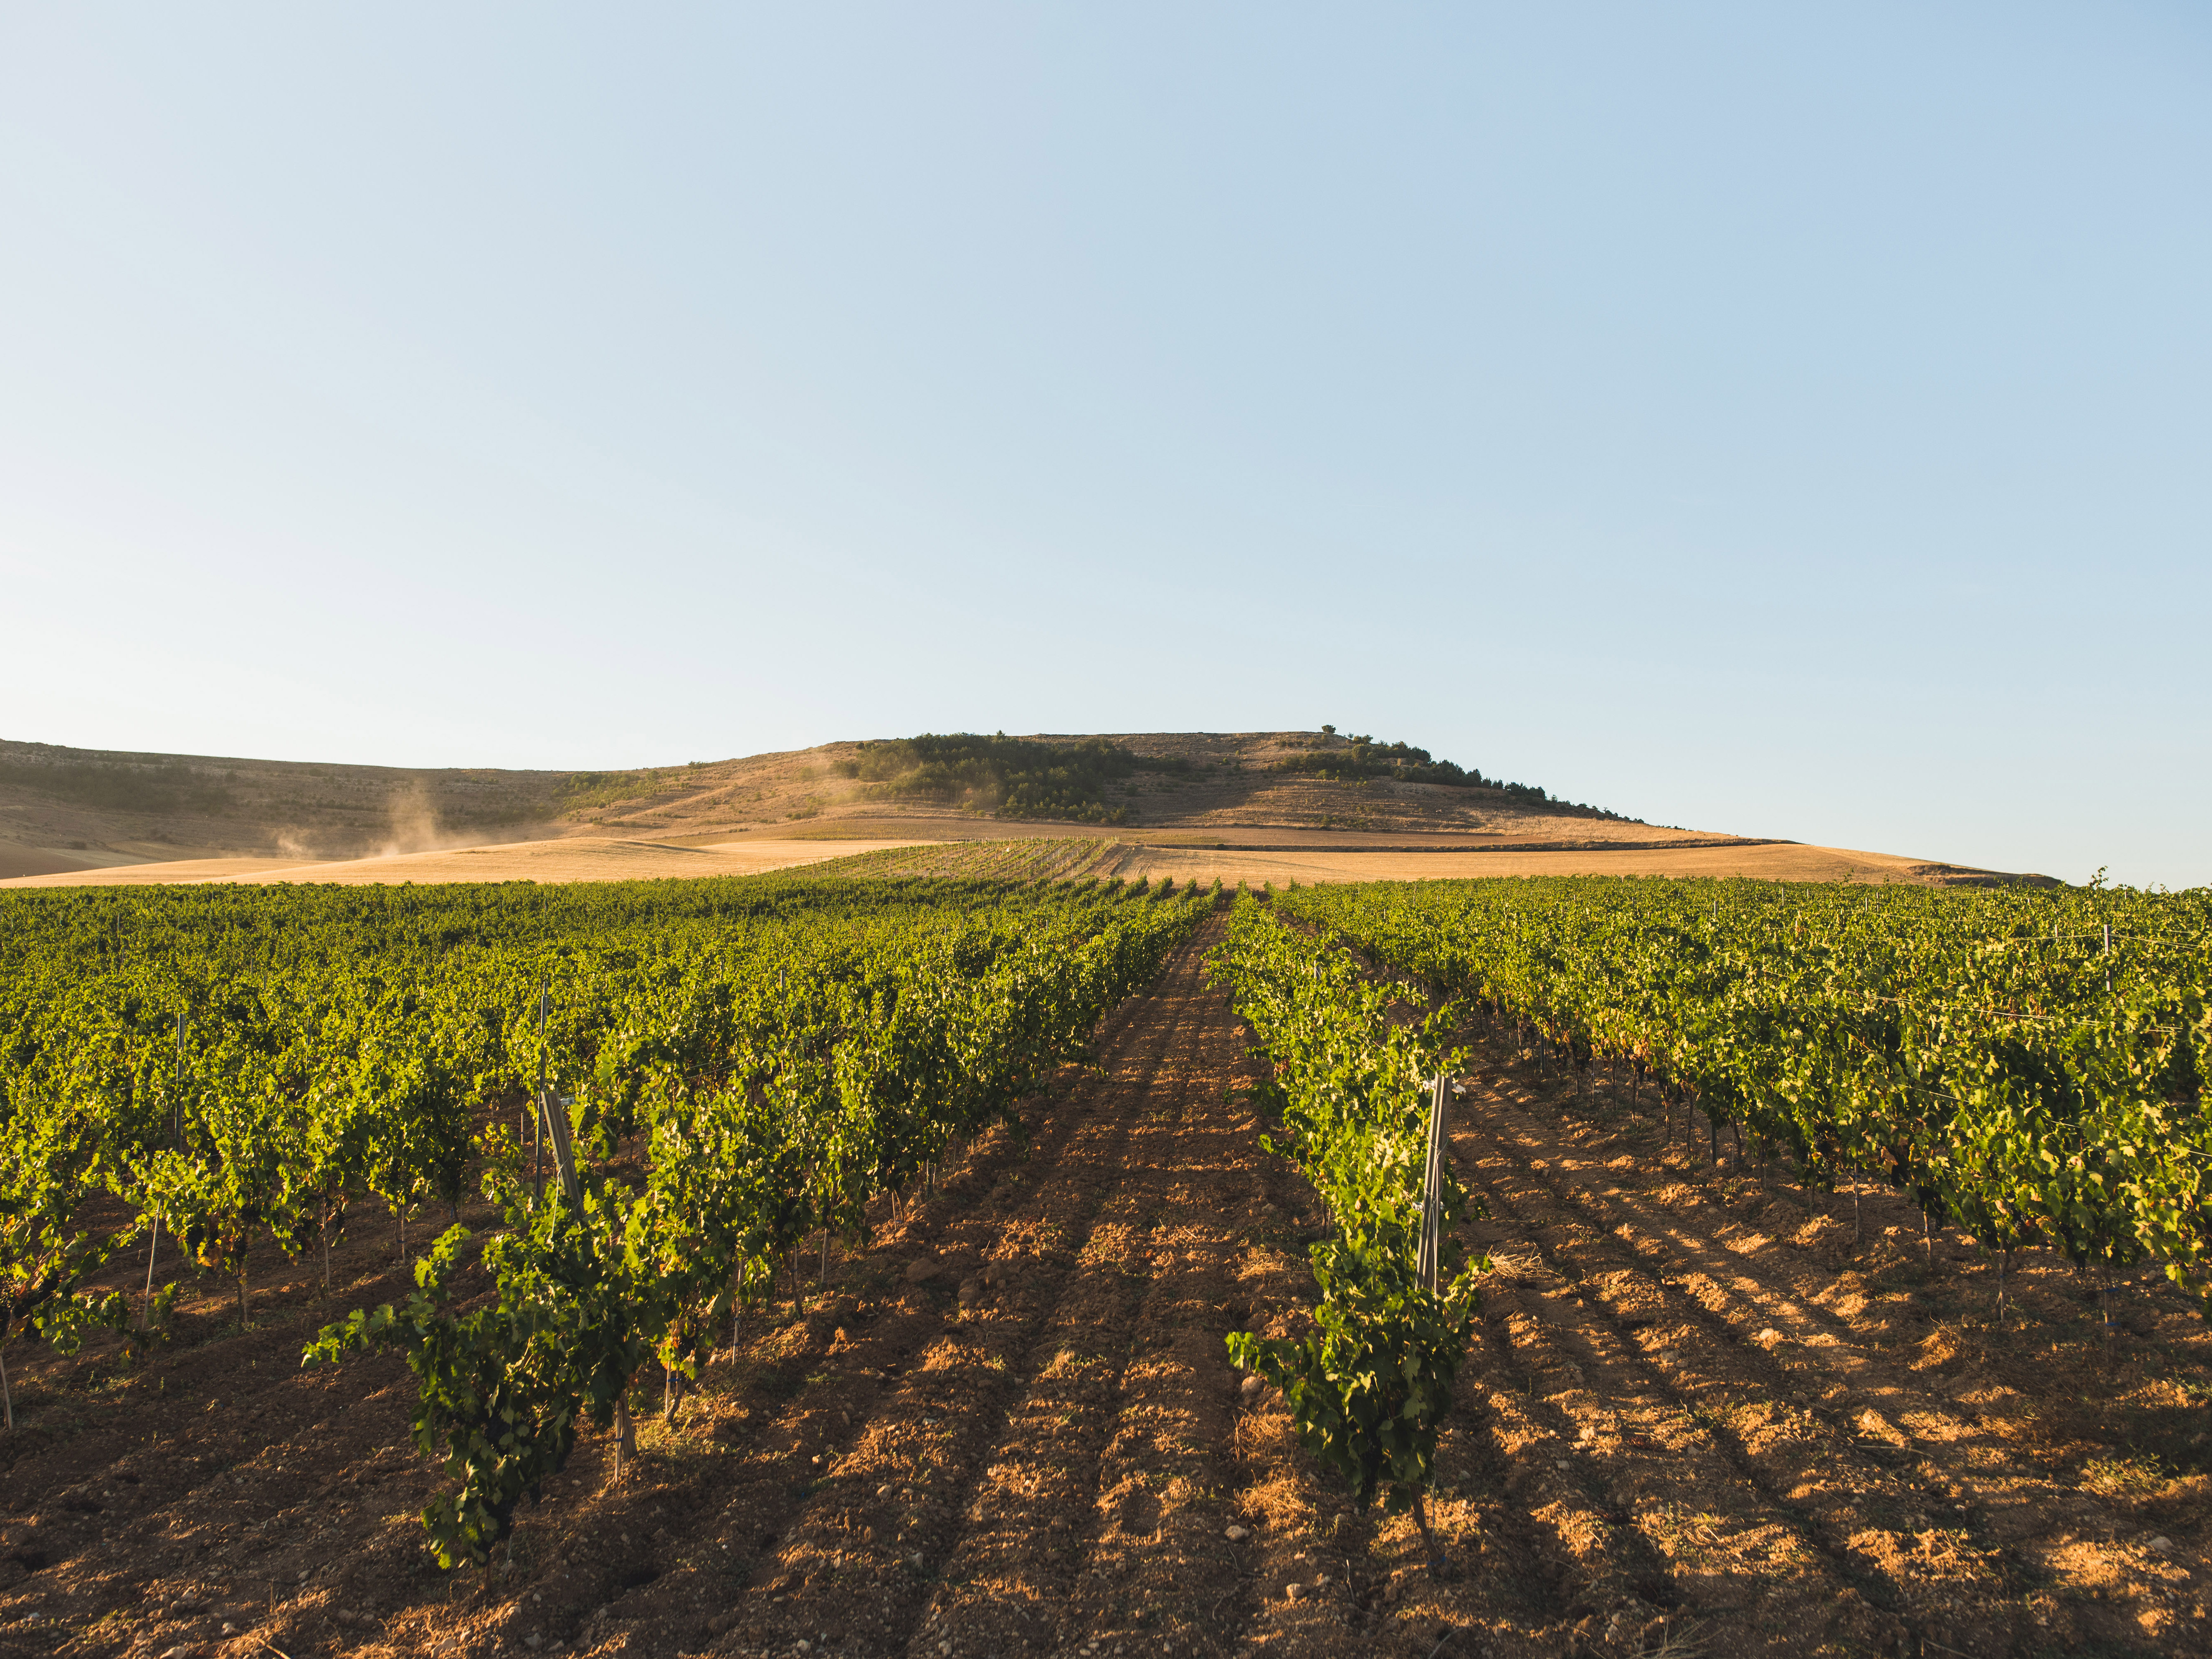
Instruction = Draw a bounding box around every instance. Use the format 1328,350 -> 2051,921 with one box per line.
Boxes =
0,730 -> 1715,877
0,728 -> 2048,887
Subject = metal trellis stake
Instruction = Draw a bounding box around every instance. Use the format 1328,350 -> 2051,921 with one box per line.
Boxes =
173,1013 -> 186,1147
1417,1074 -> 1459,1294
542,1083 -> 579,1203
528,974 -> 578,1203
534,979 -> 549,1202
143,1013 -> 187,1330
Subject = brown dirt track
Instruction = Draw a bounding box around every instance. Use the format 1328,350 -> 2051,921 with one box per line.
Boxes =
5,923 -> 2206,1659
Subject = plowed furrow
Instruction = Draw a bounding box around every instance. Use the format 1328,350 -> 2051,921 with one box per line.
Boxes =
1465,1090 -> 2042,1657
674,923 -> 1219,1657
1474,1087 -> 2057,1654
902,925 -> 1238,1654
1481,1062 -> 2051,1459
1460,1120 -> 1905,1657
1039,968 -> 1322,1658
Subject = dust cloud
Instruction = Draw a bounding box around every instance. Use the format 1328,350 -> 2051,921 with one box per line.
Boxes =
377,780 -> 500,858
259,782 -> 531,863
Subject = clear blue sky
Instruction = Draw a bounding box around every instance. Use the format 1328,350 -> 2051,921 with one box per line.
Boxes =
3,5 -> 2206,885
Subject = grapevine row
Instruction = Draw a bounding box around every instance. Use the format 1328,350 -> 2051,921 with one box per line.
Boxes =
1275,875 -> 2212,1320
0,872 -> 1208,1563
1206,894 -> 1485,1562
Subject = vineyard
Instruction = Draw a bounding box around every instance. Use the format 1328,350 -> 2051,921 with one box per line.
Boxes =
2,872 -> 2209,1659
0,873 -> 1210,1483
1272,877 -> 2212,1326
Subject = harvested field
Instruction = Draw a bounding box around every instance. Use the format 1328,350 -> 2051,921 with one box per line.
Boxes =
830,840 -> 2027,889
4,923 -> 2201,1659
1094,841 -> 1973,888
0,839 -> 947,890
1,836 -> 2029,891
0,856 -> 359,887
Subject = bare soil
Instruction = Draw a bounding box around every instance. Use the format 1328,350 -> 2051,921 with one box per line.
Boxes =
5,923 -> 2198,1659
1441,1023 -> 2212,1657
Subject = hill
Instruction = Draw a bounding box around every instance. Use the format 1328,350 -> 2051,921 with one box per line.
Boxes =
0,729 -> 2045,886
0,730 -> 1668,869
